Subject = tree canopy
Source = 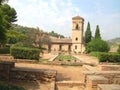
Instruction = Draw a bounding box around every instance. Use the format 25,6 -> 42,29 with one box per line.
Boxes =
0,9 -> 7,46
0,4 -> 17,29
0,2 -> 17,46
0,0 -> 8,5
49,31 -> 65,38
22,28 -> 51,49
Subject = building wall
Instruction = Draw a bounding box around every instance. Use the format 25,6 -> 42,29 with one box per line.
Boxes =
51,44 -> 71,52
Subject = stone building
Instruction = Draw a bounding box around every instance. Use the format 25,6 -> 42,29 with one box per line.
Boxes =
46,16 -> 85,54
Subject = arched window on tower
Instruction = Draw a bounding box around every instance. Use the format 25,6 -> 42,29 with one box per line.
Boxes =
76,24 -> 79,30
76,37 -> 78,41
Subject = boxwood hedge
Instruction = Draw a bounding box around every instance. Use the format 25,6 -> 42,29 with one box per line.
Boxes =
99,53 -> 120,62
10,47 -> 41,60
0,47 -> 10,54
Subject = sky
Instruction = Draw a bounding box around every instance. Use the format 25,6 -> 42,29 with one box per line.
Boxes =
8,0 -> 120,40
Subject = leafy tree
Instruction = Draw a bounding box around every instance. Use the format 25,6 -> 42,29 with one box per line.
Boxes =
49,30 -> 65,38
86,38 -> 110,53
0,4 -> 17,29
95,25 -> 101,39
7,30 -> 26,44
117,45 -> 120,54
22,28 -> 51,49
0,9 -> 7,47
85,22 -> 92,44
0,0 -> 8,5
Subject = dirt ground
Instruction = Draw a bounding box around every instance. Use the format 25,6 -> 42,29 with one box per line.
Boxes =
14,63 -> 86,90
15,63 -> 86,81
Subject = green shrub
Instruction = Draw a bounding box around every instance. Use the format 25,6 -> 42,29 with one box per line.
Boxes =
99,53 -> 120,62
0,47 -> 10,54
0,81 -> 25,90
86,39 -> 110,53
117,45 -> 120,54
10,47 -> 41,60
90,52 -> 105,58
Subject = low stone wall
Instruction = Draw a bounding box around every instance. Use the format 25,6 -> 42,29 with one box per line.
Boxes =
56,81 -> 85,86
10,68 -> 57,82
0,61 -> 57,83
83,65 -> 98,71
86,75 -> 109,90
56,81 -> 85,90
82,71 -> 120,85
97,84 -> 120,90
99,65 -> 120,71
0,55 -> 14,60
0,61 -> 15,81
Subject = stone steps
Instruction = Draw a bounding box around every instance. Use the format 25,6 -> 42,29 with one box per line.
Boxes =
83,65 -> 98,71
49,55 -> 58,62
56,81 -> 85,86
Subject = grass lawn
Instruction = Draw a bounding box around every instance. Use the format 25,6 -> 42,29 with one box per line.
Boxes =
57,55 -> 76,61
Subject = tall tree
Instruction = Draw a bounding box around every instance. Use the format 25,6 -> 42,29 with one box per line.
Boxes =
22,28 -> 51,48
95,25 -> 101,39
0,0 -> 8,5
85,22 -> 92,44
0,4 -> 17,29
0,9 -> 7,47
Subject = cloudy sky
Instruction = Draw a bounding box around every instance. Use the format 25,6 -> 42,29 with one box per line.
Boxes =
8,0 -> 120,40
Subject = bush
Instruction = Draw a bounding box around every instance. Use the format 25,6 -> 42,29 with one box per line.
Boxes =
90,52 -> 106,58
117,45 -> 120,54
10,47 -> 41,60
99,53 -> 120,62
86,39 -> 110,53
0,47 -> 10,54
0,81 -> 25,90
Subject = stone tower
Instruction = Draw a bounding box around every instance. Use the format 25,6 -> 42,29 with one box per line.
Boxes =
72,16 -> 85,53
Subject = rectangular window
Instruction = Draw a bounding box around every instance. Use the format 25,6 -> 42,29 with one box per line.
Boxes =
75,45 -> 77,49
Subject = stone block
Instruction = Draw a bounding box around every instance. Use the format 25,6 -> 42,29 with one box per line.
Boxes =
86,75 -> 109,90
100,65 -> 120,71
97,84 -> 120,90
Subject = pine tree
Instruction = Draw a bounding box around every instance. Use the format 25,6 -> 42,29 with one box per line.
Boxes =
95,25 -> 101,39
0,10 -> 7,47
85,22 -> 92,43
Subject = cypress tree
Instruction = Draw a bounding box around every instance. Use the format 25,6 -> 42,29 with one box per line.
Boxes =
95,25 -> 101,39
85,22 -> 92,44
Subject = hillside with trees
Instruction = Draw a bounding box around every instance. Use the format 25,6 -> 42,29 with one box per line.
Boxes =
107,37 -> 120,46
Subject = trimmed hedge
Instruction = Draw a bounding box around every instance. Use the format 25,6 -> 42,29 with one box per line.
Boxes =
0,81 -> 25,90
10,47 -> 41,60
99,53 -> 120,62
90,52 -> 104,58
0,47 -> 10,54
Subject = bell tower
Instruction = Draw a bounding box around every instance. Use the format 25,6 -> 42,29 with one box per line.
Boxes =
72,16 -> 85,53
